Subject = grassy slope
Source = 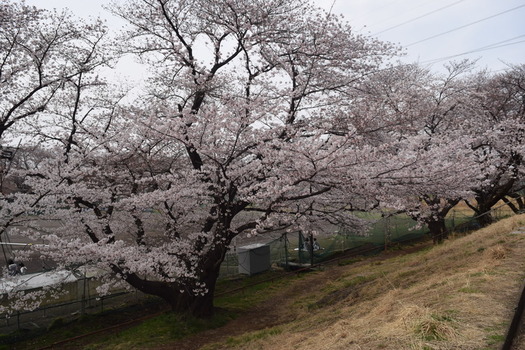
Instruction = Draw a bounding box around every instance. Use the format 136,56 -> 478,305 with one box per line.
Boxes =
8,214 -> 525,350
204,214 -> 525,350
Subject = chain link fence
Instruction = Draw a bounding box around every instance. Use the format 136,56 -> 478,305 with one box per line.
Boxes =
219,205 -> 515,277
0,204 -> 516,334
0,274 -> 145,334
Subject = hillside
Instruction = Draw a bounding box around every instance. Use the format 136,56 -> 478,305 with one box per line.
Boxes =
16,214 -> 524,349
163,214 -> 525,350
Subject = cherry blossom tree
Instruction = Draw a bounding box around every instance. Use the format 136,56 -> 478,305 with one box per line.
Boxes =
6,0 -> 403,317
464,64 -> 525,225
0,0 -> 111,195
0,1 -> 110,141
0,0 -> 110,271
350,61 -> 478,243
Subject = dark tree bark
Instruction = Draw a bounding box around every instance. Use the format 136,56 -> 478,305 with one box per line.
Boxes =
503,191 -> 525,214
409,198 -> 458,244
114,242 -> 229,318
465,185 -> 513,227
427,217 -> 448,244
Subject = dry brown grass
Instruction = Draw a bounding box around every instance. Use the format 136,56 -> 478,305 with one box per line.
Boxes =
203,214 -> 525,350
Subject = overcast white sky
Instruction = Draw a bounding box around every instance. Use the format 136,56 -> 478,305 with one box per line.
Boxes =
26,0 -> 525,73
321,0 -> 525,72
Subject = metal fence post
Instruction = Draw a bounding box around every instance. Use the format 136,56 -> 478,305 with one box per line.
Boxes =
81,272 -> 87,315
283,232 -> 289,270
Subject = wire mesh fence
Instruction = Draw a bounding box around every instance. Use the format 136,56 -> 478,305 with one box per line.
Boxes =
0,203 -> 517,333
219,204 -> 515,278
0,277 -> 145,334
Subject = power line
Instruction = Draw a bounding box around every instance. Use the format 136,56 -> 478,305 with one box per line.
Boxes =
421,34 -> 525,64
373,0 -> 466,35
362,0 -> 434,31
357,0 -> 403,21
406,3 -> 525,47
345,0 -> 405,32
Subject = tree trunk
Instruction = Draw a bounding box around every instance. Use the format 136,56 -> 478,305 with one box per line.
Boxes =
504,192 -> 525,213
502,196 -> 519,214
115,243 -> 228,318
169,276 -> 217,318
410,198 -> 458,245
464,199 -> 495,227
517,196 -> 525,212
428,218 -> 448,244
175,248 -> 225,318
469,178 -> 517,227
475,204 -> 494,227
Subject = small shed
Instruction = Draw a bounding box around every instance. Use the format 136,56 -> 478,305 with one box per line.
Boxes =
237,243 -> 271,275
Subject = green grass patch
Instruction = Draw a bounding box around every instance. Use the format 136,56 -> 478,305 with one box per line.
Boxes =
215,327 -> 283,349
486,333 -> 505,346
215,270 -> 294,311
337,257 -> 363,266
341,274 -> 375,289
1,298 -> 166,350
5,270 -> 291,350
85,271 -> 293,349
85,310 -> 235,349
